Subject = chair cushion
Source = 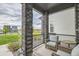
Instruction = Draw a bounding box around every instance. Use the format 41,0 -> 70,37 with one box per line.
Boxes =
49,35 -> 58,42
56,50 -> 70,56
71,44 -> 79,56
47,42 -> 56,47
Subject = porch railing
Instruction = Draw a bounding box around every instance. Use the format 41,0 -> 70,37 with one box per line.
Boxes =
49,33 -> 76,41
49,33 -> 76,49
33,34 -> 43,48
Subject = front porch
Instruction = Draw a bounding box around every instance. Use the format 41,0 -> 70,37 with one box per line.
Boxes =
21,3 -> 79,56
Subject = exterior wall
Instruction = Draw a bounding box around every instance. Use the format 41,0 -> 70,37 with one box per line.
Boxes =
49,7 -> 75,41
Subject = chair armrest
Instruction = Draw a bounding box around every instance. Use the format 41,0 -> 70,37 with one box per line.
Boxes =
58,45 -> 72,53
58,41 -> 61,44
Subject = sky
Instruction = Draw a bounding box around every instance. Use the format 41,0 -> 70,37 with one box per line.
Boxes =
0,3 -> 21,29
0,3 -> 42,29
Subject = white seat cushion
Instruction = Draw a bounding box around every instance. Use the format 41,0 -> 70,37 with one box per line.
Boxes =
49,35 -> 58,42
71,44 -> 79,56
47,42 -> 56,47
56,50 -> 70,56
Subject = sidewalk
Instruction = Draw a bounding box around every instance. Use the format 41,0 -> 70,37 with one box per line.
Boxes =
0,45 -> 13,56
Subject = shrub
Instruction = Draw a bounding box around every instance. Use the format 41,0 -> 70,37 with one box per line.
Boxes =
3,25 -> 10,34
8,42 -> 21,52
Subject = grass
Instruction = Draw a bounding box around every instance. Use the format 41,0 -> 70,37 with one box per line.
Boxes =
33,29 -> 41,40
33,29 -> 41,35
0,33 -> 21,45
0,29 -> 41,45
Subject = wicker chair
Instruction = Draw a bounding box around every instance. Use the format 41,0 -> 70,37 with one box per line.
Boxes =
52,44 -> 79,56
46,34 -> 60,51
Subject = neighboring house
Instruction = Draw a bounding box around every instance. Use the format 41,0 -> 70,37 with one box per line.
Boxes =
3,25 -> 18,33
10,26 -> 18,32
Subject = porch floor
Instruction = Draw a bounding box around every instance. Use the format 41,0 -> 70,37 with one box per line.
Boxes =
33,44 -> 56,56
0,45 -> 13,56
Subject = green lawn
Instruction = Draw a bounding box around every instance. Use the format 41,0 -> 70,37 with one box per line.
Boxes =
0,33 -> 21,45
33,29 -> 41,35
0,29 -> 41,45
33,29 -> 41,40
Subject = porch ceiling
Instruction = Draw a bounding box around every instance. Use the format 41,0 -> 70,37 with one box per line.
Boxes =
34,3 -> 59,11
33,3 -> 74,14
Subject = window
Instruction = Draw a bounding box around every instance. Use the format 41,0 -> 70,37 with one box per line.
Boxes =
50,24 -> 53,32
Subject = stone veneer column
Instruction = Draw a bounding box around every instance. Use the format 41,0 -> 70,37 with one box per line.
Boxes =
75,3 -> 79,45
42,12 -> 49,43
22,3 -> 33,56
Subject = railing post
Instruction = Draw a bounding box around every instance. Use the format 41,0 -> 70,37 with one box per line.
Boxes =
22,3 -> 33,56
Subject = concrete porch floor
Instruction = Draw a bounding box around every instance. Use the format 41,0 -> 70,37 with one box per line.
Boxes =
0,45 -> 13,56
33,44 -> 56,56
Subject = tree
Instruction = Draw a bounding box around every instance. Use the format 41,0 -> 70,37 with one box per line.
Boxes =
3,25 -> 10,34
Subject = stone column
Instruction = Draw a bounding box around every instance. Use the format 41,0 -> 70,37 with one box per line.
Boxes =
75,3 -> 79,45
42,11 -> 49,43
22,3 -> 33,56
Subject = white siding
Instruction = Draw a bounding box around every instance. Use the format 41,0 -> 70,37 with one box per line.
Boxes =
49,7 -> 75,41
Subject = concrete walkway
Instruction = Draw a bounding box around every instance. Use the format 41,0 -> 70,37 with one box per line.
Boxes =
0,45 -> 13,56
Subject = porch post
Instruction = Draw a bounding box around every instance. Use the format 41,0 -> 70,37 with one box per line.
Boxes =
75,3 -> 79,45
22,3 -> 33,56
42,11 -> 49,43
